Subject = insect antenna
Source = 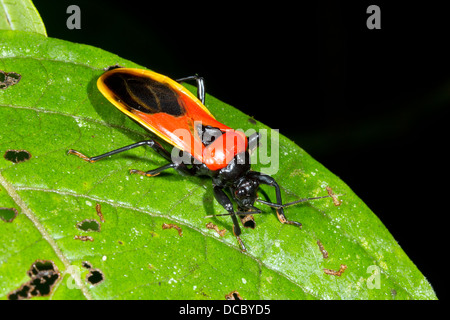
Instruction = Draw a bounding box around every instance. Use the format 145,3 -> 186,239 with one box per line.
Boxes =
256,194 -> 344,209
203,194 -> 344,218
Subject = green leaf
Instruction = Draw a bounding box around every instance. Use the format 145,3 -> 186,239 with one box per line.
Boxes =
0,0 -> 46,36
0,30 -> 437,300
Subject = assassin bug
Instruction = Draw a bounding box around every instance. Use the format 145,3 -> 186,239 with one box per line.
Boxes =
68,68 -> 335,251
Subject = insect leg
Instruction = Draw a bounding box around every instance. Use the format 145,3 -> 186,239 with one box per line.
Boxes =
213,186 -> 246,251
247,132 -> 260,154
68,139 -> 172,163
130,162 -> 177,177
176,75 -> 205,104
254,173 -> 302,228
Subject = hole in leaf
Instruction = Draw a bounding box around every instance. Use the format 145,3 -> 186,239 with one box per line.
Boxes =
4,149 -> 32,163
8,260 -> 60,300
225,290 -> 243,300
76,219 -> 101,232
104,64 -> 123,71
82,261 -> 92,269
0,207 -> 18,222
0,70 -> 21,89
86,269 -> 104,286
238,214 -> 256,229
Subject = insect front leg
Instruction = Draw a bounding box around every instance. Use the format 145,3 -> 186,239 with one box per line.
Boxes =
254,172 -> 302,228
176,75 -> 205,105
213,186 -> 246,251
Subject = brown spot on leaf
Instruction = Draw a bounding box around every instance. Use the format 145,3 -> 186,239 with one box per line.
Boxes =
4,149 -> 31,163
162,223 -> 183,237
95,203 -> 105,222
0,70 -> 21,89
326,186 -> 342,206
317,240 -> 329,259
8,260 -> 60,300
206,222 -> 227,237
225,290 -> 243,300
324,264 -> 347,277
0,207 -> 18,222
74,235 -> 94,242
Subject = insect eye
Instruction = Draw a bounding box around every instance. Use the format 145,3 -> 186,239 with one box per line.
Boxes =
235,188 -> 247,198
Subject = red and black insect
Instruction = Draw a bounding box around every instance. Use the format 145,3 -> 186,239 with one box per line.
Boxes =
68,68 -> 333,251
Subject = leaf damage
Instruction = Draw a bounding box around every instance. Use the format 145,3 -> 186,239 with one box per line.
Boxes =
74,235 -> 94,242
3,149 -> 32,163
162,222 -> 183,237
206,222 -> 227,237
317,240 -> 329,259
95,203 -> 105,222
76,219 -> 101,232
7,260 -> 60,300
326,186 -> 342,206
225,290 -> 243,300
0,70 -> 21,89
0,207 -> 18,222
324,264 -> 348,277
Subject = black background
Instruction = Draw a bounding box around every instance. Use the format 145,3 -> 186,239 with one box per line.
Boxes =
33,0 -> 447,299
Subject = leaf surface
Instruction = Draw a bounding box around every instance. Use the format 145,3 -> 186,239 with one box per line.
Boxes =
0,31 -> 437,300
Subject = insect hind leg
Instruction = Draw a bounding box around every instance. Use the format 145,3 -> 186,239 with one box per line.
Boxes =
68,139 -> 172,163
130,162 -> 177,177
